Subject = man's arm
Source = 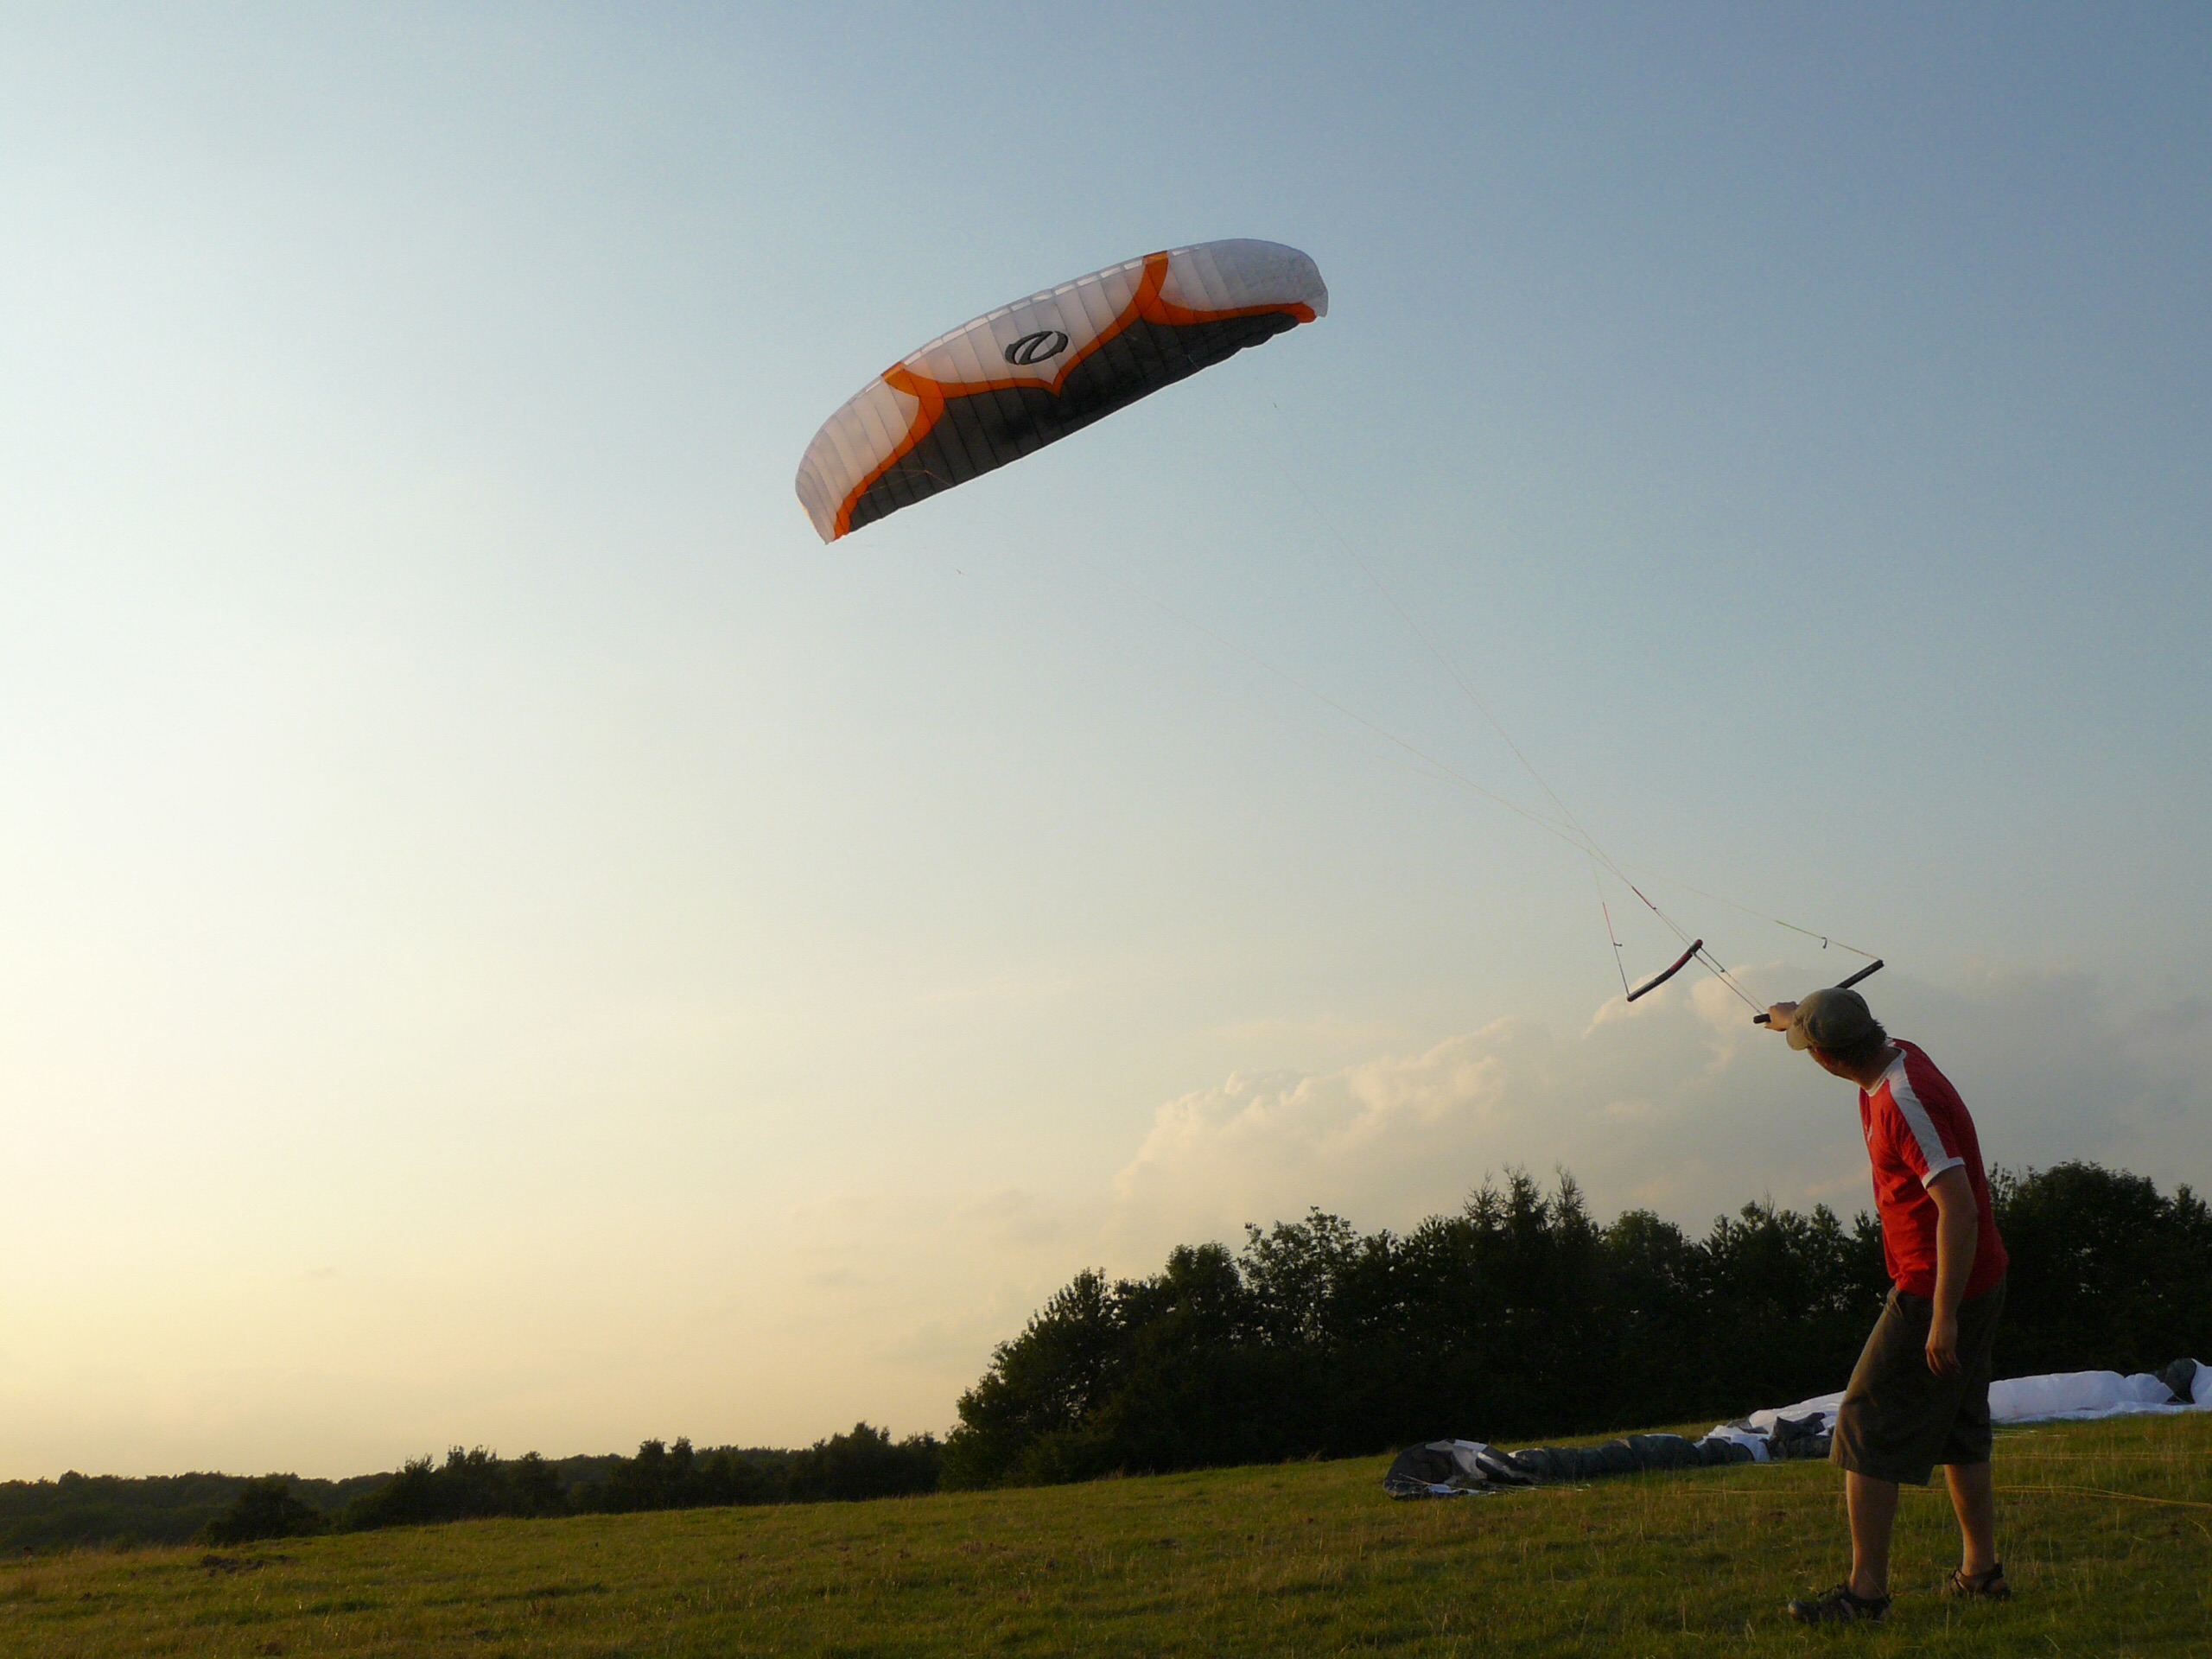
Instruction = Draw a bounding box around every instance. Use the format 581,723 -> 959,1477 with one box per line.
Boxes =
1924,1166 -> 1979,1377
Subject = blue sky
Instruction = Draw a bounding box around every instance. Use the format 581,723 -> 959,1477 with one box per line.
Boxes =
2,3 -> 2207,1477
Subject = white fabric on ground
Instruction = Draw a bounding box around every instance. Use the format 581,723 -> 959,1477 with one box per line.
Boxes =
1739,1391 -> 1845,1437
1989,1368 -> 2193,1422
1699,1424 -> 1774,1462
1700,1361 -> 2209,1451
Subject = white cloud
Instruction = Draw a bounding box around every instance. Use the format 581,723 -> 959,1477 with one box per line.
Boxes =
1105,964 -> 2212,1255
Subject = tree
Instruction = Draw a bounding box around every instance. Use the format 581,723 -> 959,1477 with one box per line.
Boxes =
200,1477 -> 328,1545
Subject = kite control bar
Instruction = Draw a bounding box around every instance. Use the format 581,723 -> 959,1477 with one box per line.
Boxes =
1625,940 -> 1702,1003
1753,958 -> 1885,1024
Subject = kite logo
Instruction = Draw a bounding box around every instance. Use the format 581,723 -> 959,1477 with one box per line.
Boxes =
1004,329 -> 1070,366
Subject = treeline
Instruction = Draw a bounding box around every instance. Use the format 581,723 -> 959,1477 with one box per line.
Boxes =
0,1470 -> 389,1554
6,1427 -> 938,1554
198,1423 -> 940,1545
309,1424 -> 941,1536
941,1161 -> 2212,1488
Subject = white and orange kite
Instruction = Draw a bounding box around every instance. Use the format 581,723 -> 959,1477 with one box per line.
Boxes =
795,239 -> 1328,542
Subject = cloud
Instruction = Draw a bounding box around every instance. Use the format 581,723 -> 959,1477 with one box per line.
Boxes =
1105,965 -> 2212,1254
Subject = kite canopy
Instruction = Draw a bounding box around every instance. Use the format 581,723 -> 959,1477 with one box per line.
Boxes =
794,239 -> 1328,542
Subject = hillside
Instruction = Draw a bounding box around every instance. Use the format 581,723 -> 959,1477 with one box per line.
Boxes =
3,1412 -> 2205,1657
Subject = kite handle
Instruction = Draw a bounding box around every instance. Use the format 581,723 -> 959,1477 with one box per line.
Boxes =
1753,958 -> 1885,1024
1626,940 -> 1702,1003
1834,958 -> 1885,992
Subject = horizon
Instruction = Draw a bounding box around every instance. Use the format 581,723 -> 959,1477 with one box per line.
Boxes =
3,3 -> 2208,1481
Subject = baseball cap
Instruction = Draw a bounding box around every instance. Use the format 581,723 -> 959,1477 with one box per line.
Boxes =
1787,987 -> 1879,1052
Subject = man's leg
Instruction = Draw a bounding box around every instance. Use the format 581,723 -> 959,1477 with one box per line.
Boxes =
1943,1461 -> 1998,1577
1847,1471 -> 1900,1599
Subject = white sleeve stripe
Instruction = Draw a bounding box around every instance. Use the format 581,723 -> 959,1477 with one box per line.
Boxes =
1887,1071 -> 1964,1183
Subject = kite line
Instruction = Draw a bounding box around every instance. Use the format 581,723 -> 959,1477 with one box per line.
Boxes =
1246,393 -> 1786,1014
795,238 -> 1879,1013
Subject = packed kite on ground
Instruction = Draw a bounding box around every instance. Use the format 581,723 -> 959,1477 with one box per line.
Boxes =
1383,1358 -> 2211,1496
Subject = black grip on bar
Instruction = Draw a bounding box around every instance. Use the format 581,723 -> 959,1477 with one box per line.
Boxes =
1751,958 -> 1886,1024
1626,939 -> 1701,1003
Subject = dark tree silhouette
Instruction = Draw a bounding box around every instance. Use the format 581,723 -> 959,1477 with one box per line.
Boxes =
944,1163 -> 2208,1489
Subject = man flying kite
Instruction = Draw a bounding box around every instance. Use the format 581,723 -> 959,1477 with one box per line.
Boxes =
1764,988 -> 2012,1624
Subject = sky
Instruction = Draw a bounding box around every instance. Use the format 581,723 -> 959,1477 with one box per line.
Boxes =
2,3 -> 2208,1480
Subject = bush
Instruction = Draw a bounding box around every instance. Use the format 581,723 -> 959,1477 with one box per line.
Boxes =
200,1477 -> 328,1545
787,1423 -> 941,1502
339,1448 -> 568,1531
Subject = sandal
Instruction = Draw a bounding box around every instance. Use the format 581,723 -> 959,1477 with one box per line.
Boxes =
1787,1583 -> 1892,1624
1942,1562 -> 2011,1601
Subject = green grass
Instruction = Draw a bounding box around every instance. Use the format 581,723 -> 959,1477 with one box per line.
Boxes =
3,1413 -> 2207,1657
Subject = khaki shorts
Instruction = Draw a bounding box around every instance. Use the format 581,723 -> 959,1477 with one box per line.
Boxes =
1832,1278 -> 2006,1485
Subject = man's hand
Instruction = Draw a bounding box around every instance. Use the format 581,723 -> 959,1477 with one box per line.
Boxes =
1926,1308 -> 1961,1377
1764,1001 -> 1798,1033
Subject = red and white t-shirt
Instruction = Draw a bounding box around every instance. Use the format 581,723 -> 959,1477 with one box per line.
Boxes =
1859,1039 -> 2007,1300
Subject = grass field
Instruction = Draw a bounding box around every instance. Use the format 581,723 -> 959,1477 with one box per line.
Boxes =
3,1413 -> 2206,1657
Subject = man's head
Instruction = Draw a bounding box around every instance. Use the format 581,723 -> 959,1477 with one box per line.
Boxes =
1786,988 -> 1890,1078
